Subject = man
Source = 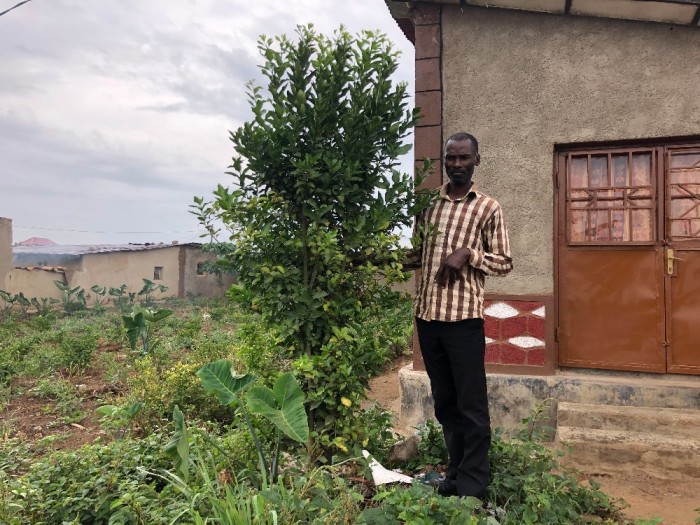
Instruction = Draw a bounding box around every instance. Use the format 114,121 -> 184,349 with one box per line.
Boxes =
414,132 -> 513,499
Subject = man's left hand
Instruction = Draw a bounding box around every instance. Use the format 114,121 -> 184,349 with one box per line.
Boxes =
435,248 -> 471,287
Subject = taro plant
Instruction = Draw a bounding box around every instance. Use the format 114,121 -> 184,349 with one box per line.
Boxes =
122,304 -> 174,355
196,359 -> 309,486
109,284 -> 134,312
96,402 -> 144,440
0,290 -> 15,317
13,293 -> 31,317
191,25 -> 434,452
30,297 -> 59,317
137,278 -> 169,307
53,281 -> 87,313
89,285 -> 109,308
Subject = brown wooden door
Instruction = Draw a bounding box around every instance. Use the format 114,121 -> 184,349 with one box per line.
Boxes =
666,147 -> 700,374
557,144 -> 700,375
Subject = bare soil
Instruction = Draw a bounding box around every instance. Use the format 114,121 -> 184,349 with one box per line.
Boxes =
366,358 -> 700,525
3,372 -> 111,450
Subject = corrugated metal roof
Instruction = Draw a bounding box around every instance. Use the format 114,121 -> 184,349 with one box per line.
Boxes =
385,0 -> 700,28
12,242 -> 203,267
13,242 -> 201,256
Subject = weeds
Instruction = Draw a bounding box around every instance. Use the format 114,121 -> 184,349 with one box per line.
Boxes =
30,377 -> 84,424
58,327 -> 99,371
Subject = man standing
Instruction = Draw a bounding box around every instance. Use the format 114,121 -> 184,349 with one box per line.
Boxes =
414,132 -> 513,499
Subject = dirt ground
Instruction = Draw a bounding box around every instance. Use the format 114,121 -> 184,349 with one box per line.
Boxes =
366,358 -> 700,525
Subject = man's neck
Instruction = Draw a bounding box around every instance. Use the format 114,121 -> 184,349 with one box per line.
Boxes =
447,181 -> 473,200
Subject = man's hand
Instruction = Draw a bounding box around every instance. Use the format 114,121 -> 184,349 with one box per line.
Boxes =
435,247 -> 471,287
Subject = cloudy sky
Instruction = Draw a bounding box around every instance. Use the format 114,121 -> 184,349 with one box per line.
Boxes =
0,0 -> 414,245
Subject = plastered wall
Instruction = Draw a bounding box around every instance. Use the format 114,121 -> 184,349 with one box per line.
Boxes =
8,268 -> 65,301
441,7 -> 700,294
0,218 -> 11,291
6,245 -> 233,302
181,246 -> 236,298
69,248 -> 181,296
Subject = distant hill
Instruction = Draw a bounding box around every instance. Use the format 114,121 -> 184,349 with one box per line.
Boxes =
16,237 -> 58,247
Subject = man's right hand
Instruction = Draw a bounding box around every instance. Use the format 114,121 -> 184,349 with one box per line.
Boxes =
435,248 -> 471,287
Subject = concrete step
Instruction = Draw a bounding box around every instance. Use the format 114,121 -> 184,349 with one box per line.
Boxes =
557,401 -> 700,439
555,402 -> 700,478
556,426 -> 700,477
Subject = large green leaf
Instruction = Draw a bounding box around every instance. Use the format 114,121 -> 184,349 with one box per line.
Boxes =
143,308 -> 174,322
122,312 -> 145,350
247,373 -> 308,443
197,360 -> 255,406
164,405 -> 189,480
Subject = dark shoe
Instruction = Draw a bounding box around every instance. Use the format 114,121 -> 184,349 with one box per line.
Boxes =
435,478 -> 458,497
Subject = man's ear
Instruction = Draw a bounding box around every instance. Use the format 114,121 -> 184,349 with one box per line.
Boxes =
475,153 -> 481,166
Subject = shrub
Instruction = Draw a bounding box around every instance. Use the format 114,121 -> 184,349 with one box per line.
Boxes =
0,433 -> 187,524
58,328 -> 99,371
232,317 -> 290,383
191,25 -> 433,453
489,426 -> 622,524
127,357 -> 236,428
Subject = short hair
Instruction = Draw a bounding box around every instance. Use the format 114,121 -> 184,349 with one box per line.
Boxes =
445,132 -> 479,153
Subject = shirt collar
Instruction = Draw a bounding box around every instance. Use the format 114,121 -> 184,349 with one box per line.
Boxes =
439,182 -> 478,202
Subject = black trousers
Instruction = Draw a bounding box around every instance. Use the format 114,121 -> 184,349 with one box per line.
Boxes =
415,317 -> 491,498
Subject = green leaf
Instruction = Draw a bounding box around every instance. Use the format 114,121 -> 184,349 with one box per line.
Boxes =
124,402 -> 143,419
122,312 -> 145,350
197,360 -> 255,405
144,308 -> 174,322
96,405 -> 119,417
247,373 -> 308,443
164,406 -> 189,480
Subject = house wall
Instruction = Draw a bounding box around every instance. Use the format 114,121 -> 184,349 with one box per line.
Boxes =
441,6 -> 700,296
0,218 -> 11,291
181,246 -> 236,298
67,248 -> 181,296
7,268 -> 65,301
6,244 -> 233,302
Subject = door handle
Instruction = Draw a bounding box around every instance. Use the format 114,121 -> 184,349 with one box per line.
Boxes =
666,248 -> 685,275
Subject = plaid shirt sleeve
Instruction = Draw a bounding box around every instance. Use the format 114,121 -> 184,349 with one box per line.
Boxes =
467,203 -> 513,276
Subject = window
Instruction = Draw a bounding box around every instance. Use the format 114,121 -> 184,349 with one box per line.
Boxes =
154,266 -> 163,280
196,262 -> 205,275
566,149 -> 656,244
668,149 -> 700,240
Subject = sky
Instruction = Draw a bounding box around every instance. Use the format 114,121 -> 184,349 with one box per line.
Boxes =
0,0 -> 414,245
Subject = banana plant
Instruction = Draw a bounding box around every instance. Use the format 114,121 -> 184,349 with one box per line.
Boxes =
197,360 -> 309,485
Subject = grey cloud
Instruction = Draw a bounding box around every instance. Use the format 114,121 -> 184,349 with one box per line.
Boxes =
0,111 -> 207,193
0,0 -> 415,245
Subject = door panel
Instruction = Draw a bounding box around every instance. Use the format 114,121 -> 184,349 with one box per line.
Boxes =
667,147 -> 700,373
668,250 -> 700,372
559,249 -> 665,371
558,149 -> 666,372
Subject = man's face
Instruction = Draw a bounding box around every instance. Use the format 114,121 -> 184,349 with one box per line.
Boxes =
444,139 -> 480,188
